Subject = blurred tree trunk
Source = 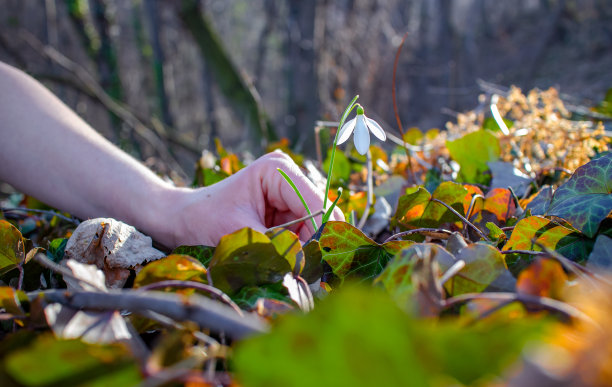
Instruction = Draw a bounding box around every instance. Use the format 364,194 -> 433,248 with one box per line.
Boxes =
144,0 -> 174,128
287,0 -> 318,154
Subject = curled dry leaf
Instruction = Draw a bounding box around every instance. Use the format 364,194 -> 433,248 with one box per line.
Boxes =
44,260 -> 132,344
63,218 -> 165,288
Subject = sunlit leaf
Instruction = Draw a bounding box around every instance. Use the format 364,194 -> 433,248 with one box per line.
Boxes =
482,188 -> 517,223
4,334 -> 141,386
502,216 -> 593,261
403,127 -> 423,145
266,228 -> 303,273
445,243 -> 513,296
0,286 -> 28,316
0,220 -> 25,276
391,182 -> 468,232
446,130 -> 500,184
323,148 -> 351,185
516,258 -> 568,300
376,243 -> 451,315
133,254 -> 208,288
319,221 -> 413,281
547,152 -> 612,237
209,228 -> 292,295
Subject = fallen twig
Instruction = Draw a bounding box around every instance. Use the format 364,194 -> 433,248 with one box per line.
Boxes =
432,198 -> 490,241
384,228 -> 453,243
29,288 -> 268,340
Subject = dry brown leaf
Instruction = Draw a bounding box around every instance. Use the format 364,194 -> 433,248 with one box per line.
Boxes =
64,218 -> 165,288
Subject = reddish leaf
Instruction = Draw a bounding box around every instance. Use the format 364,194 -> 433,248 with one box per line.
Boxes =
516,258 -> 568,300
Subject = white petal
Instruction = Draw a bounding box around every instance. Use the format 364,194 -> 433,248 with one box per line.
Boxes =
353,116 -> 370,155
336,117 -> 356,145
365,116 -> 386,141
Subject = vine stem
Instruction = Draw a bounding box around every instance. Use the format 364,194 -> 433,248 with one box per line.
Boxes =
431,198 -> 490,241
443,292 -> 593,323
135,280 -> 243,317
323,95 -> 359,211
383,228 -> 453,243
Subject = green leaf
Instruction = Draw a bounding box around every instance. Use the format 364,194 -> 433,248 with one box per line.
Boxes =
483,116 -> 514,132
319,221 -> 413,281
233,283 -> 292,309
375,243 -> 451,314
525,185 -> 553,216
209,228 -> 292,296
391,182 -> 468,232
234,285 -> 546,387
46,238 -> 68,263
446,130 -> 500,184
300,240 -> 323,283
0,286 -> 28,316
586,234 -> 612,270
265,228 -> 303,273
133,254 -> 208,288
0,220 -> 25,276
322,148 -> 351,186
547,152 -> 612,237
4,334 -> 141,386
172,245 -> 215,267
502,216 -> 593,261
446,243 -> 513,296
403,127 -> 423,145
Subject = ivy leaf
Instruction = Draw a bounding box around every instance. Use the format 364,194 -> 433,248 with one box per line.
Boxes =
547,152 -> 612,237
234,285 -> 546,387
391,182 -> 468,232
319,221 -> 413,281
0,220 -> 25,276
0,286 -> 28,316
446,130 -> 500,184
502,216 -> 593,261
445,243 -> 514,296
4,334 -> 141,386
524,185 -> 553,216
209,228 -> 292,296
516,258 -> 567,300
586,234 -> 612,270
133,254 -> 209,288
375,243 -> 451,315
301,240 -> 323,283
171,245 -> 215,267
265,229 -> 303,273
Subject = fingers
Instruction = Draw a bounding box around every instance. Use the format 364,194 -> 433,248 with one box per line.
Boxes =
255,151 -> 334,233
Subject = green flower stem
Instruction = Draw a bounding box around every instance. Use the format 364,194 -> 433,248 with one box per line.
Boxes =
277,168 -> 318,231
323,95 -> 360,211
322,187 -> 343,223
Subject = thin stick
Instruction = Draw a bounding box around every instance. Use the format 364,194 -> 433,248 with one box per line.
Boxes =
357,150 -> 373,229
1,207 -> 80,225
431,198 -> 490,241
136,280 -> 243,317
383,228 -> 453,243
266,209 -> 324,233
439,260 -> 466,286
30,288 -> 268,340
443,292 -> 593,323
500,250 -> 547,256
464,194 -> 484,238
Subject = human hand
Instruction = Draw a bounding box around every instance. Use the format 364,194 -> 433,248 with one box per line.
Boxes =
164,151 -> 344,247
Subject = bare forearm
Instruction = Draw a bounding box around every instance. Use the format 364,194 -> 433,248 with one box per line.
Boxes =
0,62 -> 178,241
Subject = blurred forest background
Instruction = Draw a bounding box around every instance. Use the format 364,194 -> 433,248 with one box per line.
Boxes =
1,0 -> 611,178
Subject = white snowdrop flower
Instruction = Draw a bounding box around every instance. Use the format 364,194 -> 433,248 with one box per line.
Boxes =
336,105 -> 386,155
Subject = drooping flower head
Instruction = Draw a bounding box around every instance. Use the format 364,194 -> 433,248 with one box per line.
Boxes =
336,104 -> 386,155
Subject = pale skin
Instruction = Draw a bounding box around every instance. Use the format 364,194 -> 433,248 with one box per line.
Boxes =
0,62 -> 343,247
